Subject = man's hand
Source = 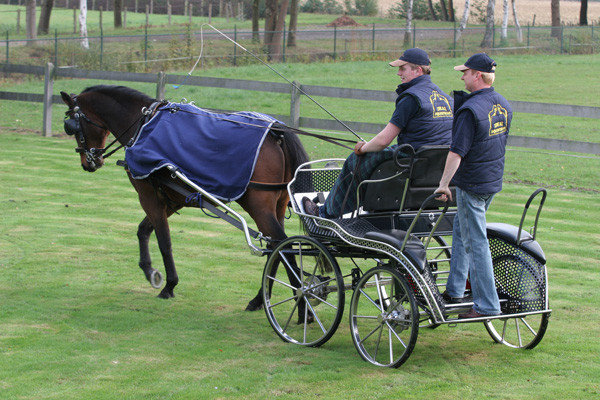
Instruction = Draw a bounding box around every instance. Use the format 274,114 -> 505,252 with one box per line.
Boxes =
435,186 -> 453,202
354,141 -> 367,155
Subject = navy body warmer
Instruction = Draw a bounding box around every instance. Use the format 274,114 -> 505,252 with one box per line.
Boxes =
395,75 -> 453,148
452,87 -> 513,194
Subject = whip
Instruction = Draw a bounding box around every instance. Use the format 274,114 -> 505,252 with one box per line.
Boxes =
173,23 -> 365,142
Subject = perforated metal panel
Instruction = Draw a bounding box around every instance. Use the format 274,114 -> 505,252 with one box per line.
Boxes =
489,237 -> 547,313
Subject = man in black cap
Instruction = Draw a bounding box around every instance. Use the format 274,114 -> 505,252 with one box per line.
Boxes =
436,53 -> 513,319
303,48 -> 453,218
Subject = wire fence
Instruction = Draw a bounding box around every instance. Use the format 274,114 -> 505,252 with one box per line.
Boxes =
1,16 -> 599,71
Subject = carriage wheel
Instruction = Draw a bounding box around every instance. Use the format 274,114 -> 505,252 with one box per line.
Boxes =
349,265 -> 419,368
484,313 -> 549,349
262,236 -> 344,347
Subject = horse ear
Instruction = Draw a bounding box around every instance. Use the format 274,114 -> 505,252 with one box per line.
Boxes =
60,91 -> 74,107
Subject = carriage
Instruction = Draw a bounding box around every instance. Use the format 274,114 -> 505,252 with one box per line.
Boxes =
168,144 -> 551,368
262,145 -> 551,367
62,87 -> 550,368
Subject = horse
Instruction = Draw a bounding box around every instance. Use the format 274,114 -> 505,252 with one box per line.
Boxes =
60,85 -> 309,311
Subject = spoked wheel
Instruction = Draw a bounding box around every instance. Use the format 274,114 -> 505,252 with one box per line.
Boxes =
262,236 -> 344,347
484,313 -> 549,349
349,265 -> 419,368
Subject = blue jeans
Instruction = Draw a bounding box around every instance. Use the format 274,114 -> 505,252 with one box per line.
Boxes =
446,187 -> 501,315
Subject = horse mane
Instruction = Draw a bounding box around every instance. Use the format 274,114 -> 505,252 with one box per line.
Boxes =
82,85 -> 156,104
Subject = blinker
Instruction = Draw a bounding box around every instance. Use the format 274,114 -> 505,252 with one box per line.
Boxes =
64,116 -> 81,136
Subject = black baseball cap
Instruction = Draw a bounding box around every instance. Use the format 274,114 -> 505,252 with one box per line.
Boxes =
454,53 -> 497,73
389,48 -> 431,67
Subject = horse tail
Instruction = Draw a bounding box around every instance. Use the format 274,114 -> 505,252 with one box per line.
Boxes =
281,128 -> 310,175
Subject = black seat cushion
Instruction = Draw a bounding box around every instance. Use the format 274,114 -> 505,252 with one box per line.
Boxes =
362,146 -> 456,212
364,229 -> 427,272
487,222 -> 546,264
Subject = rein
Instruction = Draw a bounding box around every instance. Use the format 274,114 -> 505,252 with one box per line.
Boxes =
162,104 -> 357,151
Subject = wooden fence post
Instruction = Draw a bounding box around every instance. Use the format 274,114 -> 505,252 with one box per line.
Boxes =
168,2 -> 171,26
16,9 -> 21,34
99,7 -> 103,30
290,81 -> 301,128
43,62 -> 55,137
73,7 -> 77,34
156,71 -> 166,100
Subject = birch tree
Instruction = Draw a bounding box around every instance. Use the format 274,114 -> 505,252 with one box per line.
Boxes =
480,0 -> 496,47
456,0 -> 471,40
511,0 -> 523,42
404,0 -> 414,46
501,0 -> 509,41
79,0 -> 89,49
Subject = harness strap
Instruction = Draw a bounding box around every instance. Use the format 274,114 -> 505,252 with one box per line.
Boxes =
247,181 -> 288,191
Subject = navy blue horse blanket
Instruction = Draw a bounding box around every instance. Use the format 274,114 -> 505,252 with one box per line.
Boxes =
125,102 -> 279,201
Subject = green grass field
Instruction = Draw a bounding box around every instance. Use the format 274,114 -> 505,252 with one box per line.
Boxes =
1,37 -> 600,398
1,123 -> 599,398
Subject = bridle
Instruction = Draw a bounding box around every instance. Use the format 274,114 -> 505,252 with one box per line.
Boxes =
64,97 -> 162,169
64,102 -> 110,168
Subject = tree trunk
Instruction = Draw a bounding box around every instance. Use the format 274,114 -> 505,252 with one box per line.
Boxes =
38,0 -> 54,35
269,0 -> 289,61
404,0 -> 414,46
264,0 -> 277,55
26,0 -> 37,46
456,0 -> 470,40
114,0 -> 122,28
580,0 -> 588,26
501,0 -> 509,40
288,0 -> 298,47
426,0 -> 437,20
480,0 -> 496,47
448,0 -> 455,22
439,0 -> 449,21
79,0 -> 89,49
252,0 -> 259,42
551,0 -> 561,38
511,0 -> 522,42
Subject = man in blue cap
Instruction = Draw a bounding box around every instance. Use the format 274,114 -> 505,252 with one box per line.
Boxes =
436,53 -> 513,318
303,48 -> 453,218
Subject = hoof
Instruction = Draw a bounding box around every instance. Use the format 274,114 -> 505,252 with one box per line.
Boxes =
245,299 -> 263,311
149,270 -> 163,289
297,314 -> 314,325
157,290 -> 175,299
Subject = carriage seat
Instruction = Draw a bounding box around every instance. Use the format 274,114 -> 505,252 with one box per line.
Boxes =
364,230 -> 426,273
487,222 -> 546,264
362,145 -> 456,212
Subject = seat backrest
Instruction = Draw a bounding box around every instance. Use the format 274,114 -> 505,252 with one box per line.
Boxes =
362,145 -> 456,212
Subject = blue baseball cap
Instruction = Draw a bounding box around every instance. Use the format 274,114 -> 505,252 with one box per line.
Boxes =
389,48 -> 431,67
454,53 -> 497,73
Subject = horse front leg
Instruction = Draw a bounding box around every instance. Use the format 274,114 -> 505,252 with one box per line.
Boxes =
137,216 -> 164,289
133,178 -> 179,299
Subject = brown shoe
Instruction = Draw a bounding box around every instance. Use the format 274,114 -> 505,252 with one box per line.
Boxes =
458,308 -> 497,319
302,196 -> 320,217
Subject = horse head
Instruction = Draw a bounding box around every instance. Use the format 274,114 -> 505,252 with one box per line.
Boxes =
61,91 -> 110,172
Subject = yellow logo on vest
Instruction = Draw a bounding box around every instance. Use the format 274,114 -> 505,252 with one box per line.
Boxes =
488,104 -> 508,136
429,91 -> 453,118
